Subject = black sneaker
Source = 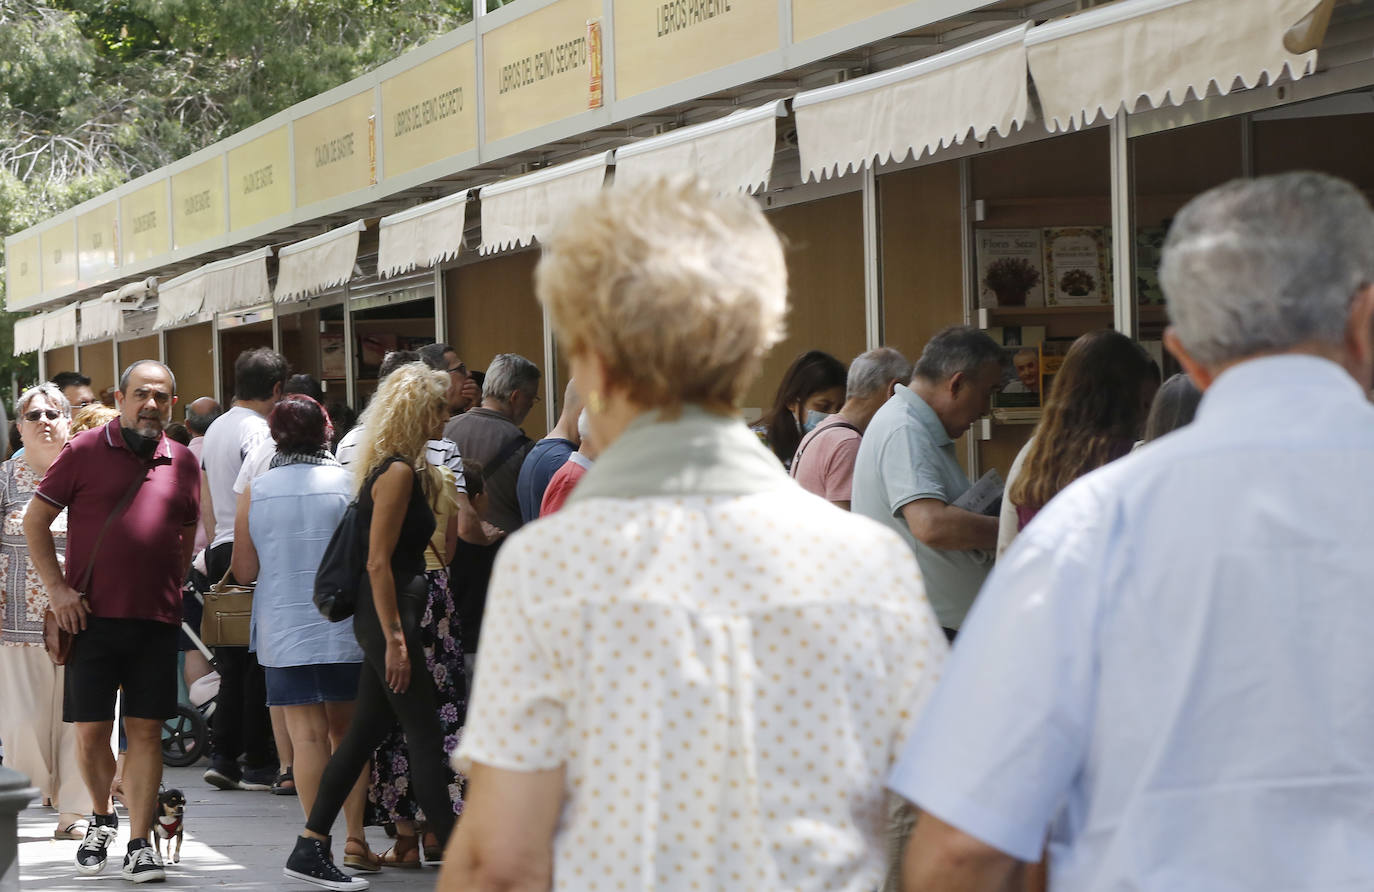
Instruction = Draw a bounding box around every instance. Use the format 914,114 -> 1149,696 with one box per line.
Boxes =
76,815 -> 119,875
203,761 -> 243,791
284,835 -> 370,891
240,764 -> 277,792
121,840 -> 166,884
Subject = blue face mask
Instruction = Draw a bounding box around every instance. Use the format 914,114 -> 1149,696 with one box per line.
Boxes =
801,409 -> 832,434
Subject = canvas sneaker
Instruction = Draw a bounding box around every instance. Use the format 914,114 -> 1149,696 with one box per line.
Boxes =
240,764 -> 277,792
121,841 -> 166,884
284,835 -> 370,891
203,761 -> 243,791
76,817 -> 119,875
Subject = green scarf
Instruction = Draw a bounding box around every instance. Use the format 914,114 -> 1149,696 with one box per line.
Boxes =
566,404 -> 795,504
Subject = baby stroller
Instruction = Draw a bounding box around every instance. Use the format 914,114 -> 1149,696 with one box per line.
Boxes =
160,617 -> 218,768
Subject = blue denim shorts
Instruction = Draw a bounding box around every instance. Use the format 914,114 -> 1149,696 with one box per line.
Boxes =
264,663 -> 362,707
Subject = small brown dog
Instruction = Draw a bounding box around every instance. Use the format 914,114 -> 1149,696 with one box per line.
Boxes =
153,788 -> 186,864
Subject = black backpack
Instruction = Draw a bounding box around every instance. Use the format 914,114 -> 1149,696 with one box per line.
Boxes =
313,499 -> 368,622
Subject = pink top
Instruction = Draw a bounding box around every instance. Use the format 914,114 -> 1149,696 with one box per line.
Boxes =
789,416 -> 862,503
539,455 -> 590,517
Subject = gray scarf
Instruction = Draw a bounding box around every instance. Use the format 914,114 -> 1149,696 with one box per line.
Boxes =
566,404 -> 795,505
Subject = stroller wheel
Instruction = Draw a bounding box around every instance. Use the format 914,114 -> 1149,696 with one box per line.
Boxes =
162,703 -> 209,768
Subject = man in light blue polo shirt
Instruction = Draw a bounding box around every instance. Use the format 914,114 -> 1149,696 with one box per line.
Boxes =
894,173 -> 1374,891
851,325 -> 1003,636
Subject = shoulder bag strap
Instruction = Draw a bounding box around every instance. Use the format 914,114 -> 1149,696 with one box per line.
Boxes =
790,420 -> 862,476
76,461 -> 148,595
482,433 -> 532,481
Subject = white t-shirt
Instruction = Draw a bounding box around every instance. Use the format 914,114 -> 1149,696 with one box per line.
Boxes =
200,405 -> 270,549
233,438 -> 277,495
334,422 -> 466,493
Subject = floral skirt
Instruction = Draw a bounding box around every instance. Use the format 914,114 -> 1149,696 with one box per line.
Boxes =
366,567 -> 466,824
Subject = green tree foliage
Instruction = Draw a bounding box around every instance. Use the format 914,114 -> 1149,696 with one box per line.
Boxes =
0,0 -> 471,390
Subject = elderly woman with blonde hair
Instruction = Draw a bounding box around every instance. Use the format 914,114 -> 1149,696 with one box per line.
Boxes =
438,177 -> 947,892
283,362 -> 459,891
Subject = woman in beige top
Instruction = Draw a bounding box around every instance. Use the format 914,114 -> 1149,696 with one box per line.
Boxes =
439,177 -> 947,892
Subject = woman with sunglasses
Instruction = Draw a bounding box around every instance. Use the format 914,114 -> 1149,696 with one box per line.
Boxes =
0,383 -> 90,840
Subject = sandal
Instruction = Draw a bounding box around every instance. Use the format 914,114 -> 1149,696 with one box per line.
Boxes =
343,836 -> 382,873
377,832 -> 422,869
53,815 -> 86,840
271,767 -> 296,796
421,830 -> 443,864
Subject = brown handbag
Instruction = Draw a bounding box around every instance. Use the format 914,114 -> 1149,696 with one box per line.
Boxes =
42,466 -> 148,666
199,569 -> 254,648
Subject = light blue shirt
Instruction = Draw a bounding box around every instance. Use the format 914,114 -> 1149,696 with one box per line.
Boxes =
248,462 -> 362,667
851,384 -> 991,629
889,355 -> 1374,891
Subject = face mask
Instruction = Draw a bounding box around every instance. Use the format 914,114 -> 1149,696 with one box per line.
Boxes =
801,409 -> 832,434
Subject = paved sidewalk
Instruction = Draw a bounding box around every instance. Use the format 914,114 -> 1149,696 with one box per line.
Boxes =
16,765 -> 439,890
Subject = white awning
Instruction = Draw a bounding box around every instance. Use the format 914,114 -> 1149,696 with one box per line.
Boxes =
274,221 -> 364,303
157,247 -> 272,329
479,153 -> 611,255
1026,0 -> 1319,132
42,304 -> 77,351
793,25 -> 1030,182
14,315 -> 45,355
78,297 -> 122,341
613,101 -> 786,194
378,191 -> 469,279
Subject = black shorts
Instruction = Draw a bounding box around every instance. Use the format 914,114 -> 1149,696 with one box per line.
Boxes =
63,617 -> 179,723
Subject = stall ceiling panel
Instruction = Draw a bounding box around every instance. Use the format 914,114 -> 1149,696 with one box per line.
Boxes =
613,101 -> 784,195
40,220 -> 78,294
77,201 -> 119,284
13,314 -> 45,355
482,0 -> 602,144
293,91 -> 377,208
613,0 -> 779,100
121,179 -> 172,268
381,42 -> 478,179
378,191 -> 469,278
1026,0 -> 1319,132
6,236 -> 41,306
793,23 -> 1030,182
480,152 -> 611,254
228,127 -> 291,231
172,155 -> 228,250
274,222 -> 364,303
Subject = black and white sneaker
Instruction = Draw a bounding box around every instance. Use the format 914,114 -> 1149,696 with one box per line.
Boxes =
121,841 -> 166,884
76,816 -> 119,875
284,835 -> 370,891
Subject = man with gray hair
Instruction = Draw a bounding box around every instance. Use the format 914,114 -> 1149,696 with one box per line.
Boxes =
851,326 -> 1003,638
894,172 -> 1374,891
443,353 -> 541,661
791,347 -> 911,510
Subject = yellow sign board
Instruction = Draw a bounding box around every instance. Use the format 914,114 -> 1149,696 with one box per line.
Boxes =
791,0 -> 907,43
294,90 -> 376,207
6,236 -> 42,304
172,156 -> 227,250
483,0 -> 600,144
614,0 -> 779,99
228,127 -> 291,231
381,43 -> 477,180
77,201 -> 119,282
121,180 -> 171,267
41,221 -> 78,292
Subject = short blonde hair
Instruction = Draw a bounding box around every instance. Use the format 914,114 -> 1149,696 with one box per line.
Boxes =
353,362 -> 450,497
535,176 -> 787,410
70,403 -> 119,434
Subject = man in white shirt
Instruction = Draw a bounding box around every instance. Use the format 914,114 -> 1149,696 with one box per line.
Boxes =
894,172 -> 1374,890
199,347 -> 286,793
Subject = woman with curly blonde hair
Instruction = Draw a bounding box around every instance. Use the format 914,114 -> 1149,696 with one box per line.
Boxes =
285,362 -> 458,891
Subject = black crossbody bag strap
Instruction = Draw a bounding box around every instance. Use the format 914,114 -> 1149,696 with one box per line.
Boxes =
482,433 -> 532,481
76,462 -> 147,596
790,420 -> 862,475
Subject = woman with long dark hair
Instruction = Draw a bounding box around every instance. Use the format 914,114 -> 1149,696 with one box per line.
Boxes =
756,349 -> 846,468
1002,330 -> 1155,548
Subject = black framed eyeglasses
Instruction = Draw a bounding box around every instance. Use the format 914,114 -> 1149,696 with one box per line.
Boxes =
24,409 -> 61,422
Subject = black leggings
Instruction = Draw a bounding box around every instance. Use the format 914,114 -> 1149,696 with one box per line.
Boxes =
306,574 -> 456,843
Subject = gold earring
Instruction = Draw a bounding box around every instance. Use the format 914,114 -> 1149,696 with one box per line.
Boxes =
587,390 -> 605,414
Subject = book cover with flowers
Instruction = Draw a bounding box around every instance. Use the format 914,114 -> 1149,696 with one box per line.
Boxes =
1043,227 -> 1110,306
977,229 -> 1045,308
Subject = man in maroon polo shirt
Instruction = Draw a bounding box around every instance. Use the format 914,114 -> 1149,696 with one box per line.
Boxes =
25,360 -> 199,885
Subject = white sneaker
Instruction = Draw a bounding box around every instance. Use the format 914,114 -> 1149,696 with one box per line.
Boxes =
75,820 -> 119,875
121,844 -> 166,884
